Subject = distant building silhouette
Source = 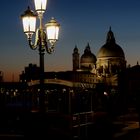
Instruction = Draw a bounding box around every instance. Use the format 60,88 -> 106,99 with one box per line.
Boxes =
124,63 -> 140,106
19,63 -> 40,82
0,71 -> 4,82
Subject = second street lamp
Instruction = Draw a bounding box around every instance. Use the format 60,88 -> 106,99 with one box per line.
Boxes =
21,0 -> 60,112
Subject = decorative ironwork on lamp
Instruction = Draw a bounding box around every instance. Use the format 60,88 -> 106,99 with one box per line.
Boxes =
21,6 -> 60,53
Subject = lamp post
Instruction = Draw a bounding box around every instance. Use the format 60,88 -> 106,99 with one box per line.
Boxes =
21,0 -> 60,112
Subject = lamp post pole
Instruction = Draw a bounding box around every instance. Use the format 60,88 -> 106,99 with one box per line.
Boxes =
38,12 -> 45,112
21,0 -> 60,112
39,42 -> 45,112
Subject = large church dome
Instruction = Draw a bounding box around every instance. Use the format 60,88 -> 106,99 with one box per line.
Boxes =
97,43 -> 125,58
80,43 -> 96,70
97,28 -> 125,59
96,27 -> 126,75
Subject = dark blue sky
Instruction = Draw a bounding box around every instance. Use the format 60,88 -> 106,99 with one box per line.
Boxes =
0,0 -> 140,81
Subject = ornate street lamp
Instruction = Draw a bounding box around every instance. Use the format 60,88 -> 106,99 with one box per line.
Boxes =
21,0 -> 60,112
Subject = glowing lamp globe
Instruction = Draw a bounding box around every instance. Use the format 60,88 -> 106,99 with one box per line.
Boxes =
34,0 -> 47,14
45,17 -> 60,46
21,6 -> 37,39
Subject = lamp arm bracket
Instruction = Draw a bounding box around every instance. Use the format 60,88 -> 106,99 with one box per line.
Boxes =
28,40 -> 38,50
41,31 -> 55,54
46,45 -> 55,54
28,28 -> 40,50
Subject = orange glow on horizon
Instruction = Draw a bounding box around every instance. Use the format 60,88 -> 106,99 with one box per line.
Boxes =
3,72 -> 19,82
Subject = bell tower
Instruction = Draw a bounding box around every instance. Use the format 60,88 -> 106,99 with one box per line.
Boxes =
72,45 -> 80,71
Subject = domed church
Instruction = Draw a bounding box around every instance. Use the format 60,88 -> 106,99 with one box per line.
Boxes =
96,27 -> 126,75
20,27 -> 127,90
72,27 -> 126,87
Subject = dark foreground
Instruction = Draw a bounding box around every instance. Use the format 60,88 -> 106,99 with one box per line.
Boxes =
0,109 -> 139,140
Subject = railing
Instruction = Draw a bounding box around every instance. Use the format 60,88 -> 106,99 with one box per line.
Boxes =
72,111 -> 94,139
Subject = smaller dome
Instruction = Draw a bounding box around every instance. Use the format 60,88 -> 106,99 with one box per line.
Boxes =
80,43 -> 96,64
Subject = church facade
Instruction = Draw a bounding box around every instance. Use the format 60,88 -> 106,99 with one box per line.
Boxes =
72,27 -> 126,89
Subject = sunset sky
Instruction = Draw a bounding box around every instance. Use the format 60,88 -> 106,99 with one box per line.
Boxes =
0,0 -> 140,81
